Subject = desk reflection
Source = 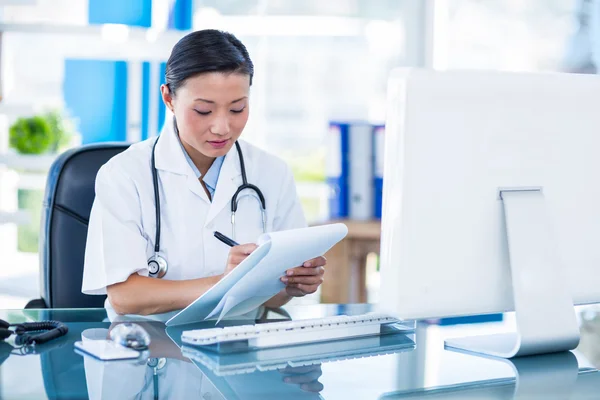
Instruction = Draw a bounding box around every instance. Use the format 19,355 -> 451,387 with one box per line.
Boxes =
380,351 -> 600,399
80,319 -> 340,400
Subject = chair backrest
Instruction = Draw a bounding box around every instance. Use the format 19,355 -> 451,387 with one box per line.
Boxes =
39,143 -> 129,308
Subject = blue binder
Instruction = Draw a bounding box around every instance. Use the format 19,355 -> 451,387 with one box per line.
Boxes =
327,121 -> 377,220
373,124 -> 385,219
326,122 -> 349,219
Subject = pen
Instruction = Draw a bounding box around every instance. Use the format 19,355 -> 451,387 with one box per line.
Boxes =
213,231 -> 240,247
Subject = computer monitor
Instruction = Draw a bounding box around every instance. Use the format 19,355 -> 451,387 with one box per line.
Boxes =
378,68 -> 600,358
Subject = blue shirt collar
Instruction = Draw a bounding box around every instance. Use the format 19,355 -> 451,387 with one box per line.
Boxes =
204,156 -> 224,195
175,133 -> 224,199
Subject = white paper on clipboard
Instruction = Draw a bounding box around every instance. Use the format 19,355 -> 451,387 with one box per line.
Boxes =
166,223 -> 348,326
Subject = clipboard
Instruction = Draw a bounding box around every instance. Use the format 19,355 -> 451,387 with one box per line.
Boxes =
166,223 -> 348,326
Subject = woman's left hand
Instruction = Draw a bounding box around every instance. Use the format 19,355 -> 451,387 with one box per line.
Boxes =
280,256 -> 326,297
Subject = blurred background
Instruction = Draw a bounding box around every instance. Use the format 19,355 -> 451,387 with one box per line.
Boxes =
0,0 -> 592,309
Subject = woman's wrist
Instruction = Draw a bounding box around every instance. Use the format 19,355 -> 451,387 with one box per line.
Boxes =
263,289 -> 293,308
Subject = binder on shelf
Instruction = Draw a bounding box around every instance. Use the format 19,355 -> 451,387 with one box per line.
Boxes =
348,122 -> 373,220
326,122 -> 349,219
373,124 -> 385,219
326,121 -> 374,220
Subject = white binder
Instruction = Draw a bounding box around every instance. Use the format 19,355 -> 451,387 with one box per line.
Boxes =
348,123 -> 374,220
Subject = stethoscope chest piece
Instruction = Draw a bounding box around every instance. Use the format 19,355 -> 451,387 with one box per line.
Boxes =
147,357 -> 167,370
148,254 -> 168,279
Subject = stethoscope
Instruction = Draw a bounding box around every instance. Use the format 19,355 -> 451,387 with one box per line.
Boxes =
135,357 -> 166,400
147,120 -> 267,279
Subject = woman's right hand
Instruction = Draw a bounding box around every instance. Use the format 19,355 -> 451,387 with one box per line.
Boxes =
224,243 -> 257,277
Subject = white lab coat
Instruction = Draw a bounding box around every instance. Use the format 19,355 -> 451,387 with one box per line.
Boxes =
82,117 -> 307,309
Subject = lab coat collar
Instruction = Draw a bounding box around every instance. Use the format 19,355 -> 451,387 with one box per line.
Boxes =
154,117 -> 195,176
154,116 -> 243,215
153,118 -> 210,202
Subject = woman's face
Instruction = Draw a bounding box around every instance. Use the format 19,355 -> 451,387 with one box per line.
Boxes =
161,72 -> 250,159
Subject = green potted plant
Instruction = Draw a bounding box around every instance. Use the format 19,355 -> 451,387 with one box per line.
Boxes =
8,110 -> 75,155
9,115 -> 53,154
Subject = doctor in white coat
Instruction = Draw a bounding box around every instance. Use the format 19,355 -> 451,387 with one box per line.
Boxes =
81,29 -> 326,315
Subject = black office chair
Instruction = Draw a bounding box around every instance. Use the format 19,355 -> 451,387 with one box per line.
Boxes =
26,143 -> 130,309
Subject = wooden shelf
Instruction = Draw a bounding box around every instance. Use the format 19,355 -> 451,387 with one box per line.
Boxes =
313,219 -> 381,240
314,219 -> 381,304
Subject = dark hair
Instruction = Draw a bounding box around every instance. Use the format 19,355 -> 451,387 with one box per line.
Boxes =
165,29 -> 254,95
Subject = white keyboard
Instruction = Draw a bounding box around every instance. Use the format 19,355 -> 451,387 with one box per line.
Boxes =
182,332 -> 416,376
183,342 -> 411,376
181,313 -> 400,349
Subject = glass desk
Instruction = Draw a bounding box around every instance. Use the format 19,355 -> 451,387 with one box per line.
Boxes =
1,304 -> 600,399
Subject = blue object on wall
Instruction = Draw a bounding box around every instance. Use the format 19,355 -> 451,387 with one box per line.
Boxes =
88,0 -> 152,28
158,62 -> 167,132
168,0 -> 193,30
64,59 -> 128,144
141,62 -> 151,141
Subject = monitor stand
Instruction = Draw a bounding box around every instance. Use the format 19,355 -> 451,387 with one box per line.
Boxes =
445,188 -> 580,358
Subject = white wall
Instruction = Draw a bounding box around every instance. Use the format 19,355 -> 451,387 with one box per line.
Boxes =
2,0 -> 87,25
